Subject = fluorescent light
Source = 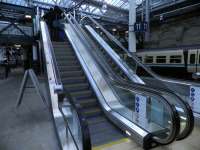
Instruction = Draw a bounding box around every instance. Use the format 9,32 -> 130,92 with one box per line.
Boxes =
25,15 -> 32,19
14,44 -> 21,48
112,28 -> 117,32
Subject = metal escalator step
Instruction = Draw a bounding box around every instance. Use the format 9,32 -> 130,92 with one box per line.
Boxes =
64,83 -> 89,92
83,107 -> 102,118
60,70 -> 83,78
54,50 -> 74,56
55,55 -> 77,61
88,121 -> 119,135
53,44 -> 70,48
62,76 -> 86,84
52,41 -> 70,44
52,42 -> 70,47
87,116 -> 107,125
70,90 -> 93,99
53,45 -> 71,49
57,60 -> 79,66
58,66 -> 81,72
90,126 -> 125,146
78,98 -> 97,108
57,58 -> 77,63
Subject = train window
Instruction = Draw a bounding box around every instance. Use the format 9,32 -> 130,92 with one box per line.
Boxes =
190,54 -> 196,64
145,56 -> 153,63
156,56 -> 166,63
170,55 -> 182,63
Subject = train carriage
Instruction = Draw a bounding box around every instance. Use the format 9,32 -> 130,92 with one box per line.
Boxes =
136,47 -> 200,79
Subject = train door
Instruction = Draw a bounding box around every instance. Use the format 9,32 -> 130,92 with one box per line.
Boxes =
187,49 -> 198,73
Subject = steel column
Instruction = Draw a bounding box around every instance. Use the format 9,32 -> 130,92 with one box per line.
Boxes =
129,0 -> 136,52
145,0 -> 150,41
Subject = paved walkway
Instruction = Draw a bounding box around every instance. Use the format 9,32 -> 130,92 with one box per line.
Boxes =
0,70 -> 60,150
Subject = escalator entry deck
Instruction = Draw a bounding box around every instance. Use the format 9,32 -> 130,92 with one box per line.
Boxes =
52,41 -> 126,147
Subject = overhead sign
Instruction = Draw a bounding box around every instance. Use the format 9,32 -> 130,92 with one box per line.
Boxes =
135,94 -> 147,127
134,21 -> 148,32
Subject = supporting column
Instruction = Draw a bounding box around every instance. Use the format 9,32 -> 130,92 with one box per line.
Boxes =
32,45 -> 38,62
129,0 -> 136,52
145,0 -> 150,42
32,45 -> 39,73
36,7 -> 40,35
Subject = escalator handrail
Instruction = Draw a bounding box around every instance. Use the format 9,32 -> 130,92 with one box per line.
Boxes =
83,18 -> 194,140
65,13 -> 181,145
41,19 -> 62,86
40,19 -> 91,150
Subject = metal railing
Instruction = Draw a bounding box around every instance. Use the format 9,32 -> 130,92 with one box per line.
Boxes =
40,19 -> 91,150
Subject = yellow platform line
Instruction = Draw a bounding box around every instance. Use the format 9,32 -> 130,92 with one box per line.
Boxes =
92,138 -> 129,150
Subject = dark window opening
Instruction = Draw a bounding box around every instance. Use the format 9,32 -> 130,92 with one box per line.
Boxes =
156,56 -> 166,63
170,55 -> 182,63
190,54 -> 196,64
145,56 -> 153,63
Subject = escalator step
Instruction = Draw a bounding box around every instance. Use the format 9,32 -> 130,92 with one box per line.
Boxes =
62,76 -> 86,84
52,43 -> 70,47
90,127 -> 125,146
87,116 -> 107,125
64,83 -> 89,92
56,55 -> 77,61
88,121 -> 119,135
78,98 -> 97,108
70,90 -> 93,99
83,107 -> 102,118
57,60 -> 79,66
54,49 -> 74,55
60,70 -> 83,78
58,66 -> 81,72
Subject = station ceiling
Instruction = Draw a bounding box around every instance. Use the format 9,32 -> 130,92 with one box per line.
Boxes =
0,0 -> 198,24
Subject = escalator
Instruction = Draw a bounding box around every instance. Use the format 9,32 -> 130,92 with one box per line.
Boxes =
40,15 -> 181,150
80,16 -> 194,141
53,41 -> 126,146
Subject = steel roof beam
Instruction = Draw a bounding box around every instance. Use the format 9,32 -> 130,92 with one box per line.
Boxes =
0,2 -> 34,15
71,0 -> 128,14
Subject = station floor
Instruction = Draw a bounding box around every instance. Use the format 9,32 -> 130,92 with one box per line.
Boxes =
0,69 -> 200,150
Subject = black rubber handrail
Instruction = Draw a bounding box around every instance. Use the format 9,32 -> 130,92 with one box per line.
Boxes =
84,17 -> 194,140
65,14 -> 181,146
41,20 -> 91,150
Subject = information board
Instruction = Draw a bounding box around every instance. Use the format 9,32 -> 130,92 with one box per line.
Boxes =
190,86 -> 200,113
135,94 -> 147,127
